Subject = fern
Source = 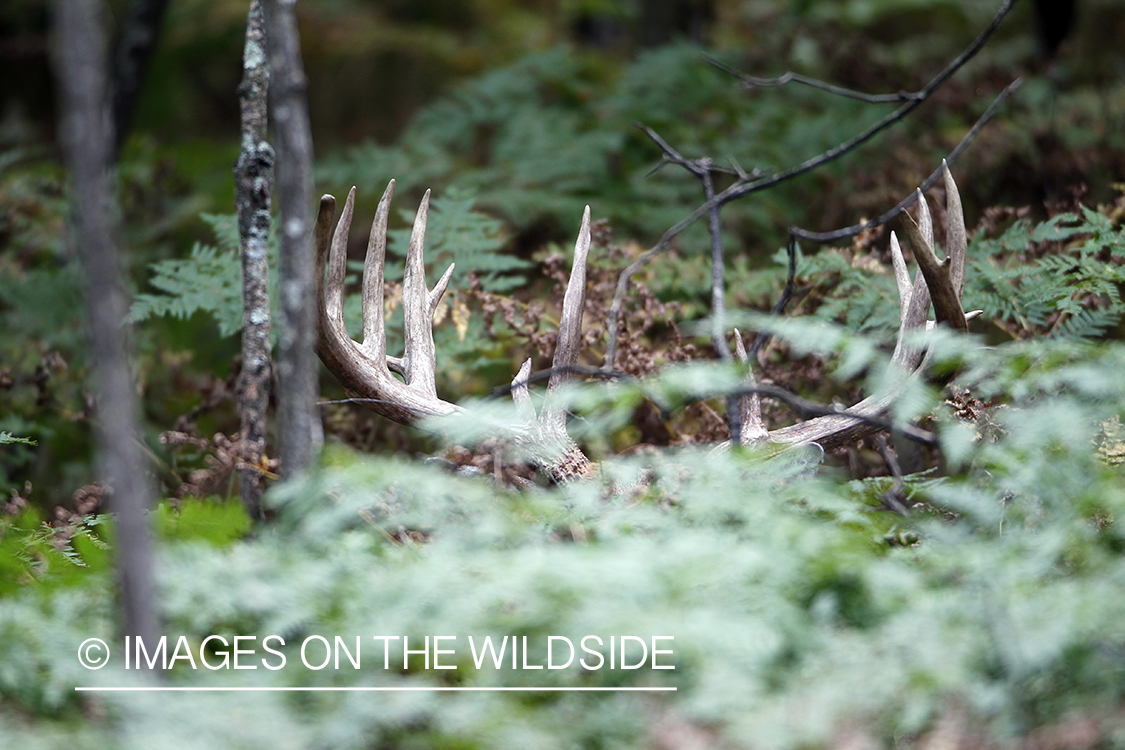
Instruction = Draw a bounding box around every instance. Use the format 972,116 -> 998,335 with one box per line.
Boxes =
799,204 -> 1125,342
131,192 -> 531,390
965,208 -> 1125,340
130,214 -> 278,338
9,336 -> 1125,747
385,186 -> 531,292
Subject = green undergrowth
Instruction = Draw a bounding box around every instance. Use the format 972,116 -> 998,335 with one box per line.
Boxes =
3,324 -> 1125,748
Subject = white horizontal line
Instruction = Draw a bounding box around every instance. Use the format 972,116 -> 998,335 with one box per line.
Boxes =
75,686 -> 676,693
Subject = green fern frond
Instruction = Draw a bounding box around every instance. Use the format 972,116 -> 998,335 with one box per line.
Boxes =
130,218 -> 279,339
386,186 -> 530,292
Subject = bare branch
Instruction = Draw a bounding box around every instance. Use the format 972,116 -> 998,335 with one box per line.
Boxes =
640,78 -> 1020,368
604,0 -> 1018,369
631,125 -> 746,443
721,0 -> 1015,204
704,54 -> 924,104
787,78 -> 1022,245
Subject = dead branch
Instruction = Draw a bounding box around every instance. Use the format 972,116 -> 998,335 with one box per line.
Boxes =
605,0 -> 1017,370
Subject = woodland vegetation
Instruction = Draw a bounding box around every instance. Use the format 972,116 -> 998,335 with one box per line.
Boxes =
2,0 -> 1125,747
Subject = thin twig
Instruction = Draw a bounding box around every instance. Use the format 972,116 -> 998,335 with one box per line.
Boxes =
875,434 -> 910,515
703,168 -> 728,358
722,0 -> 1015,204
603,0 -> 1017,369
790,78 -> 1023,244
704,54 -> 925,104
700,164 -> 743,444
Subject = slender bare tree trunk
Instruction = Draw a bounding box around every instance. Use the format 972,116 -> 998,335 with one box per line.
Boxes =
264,0 -> 321,477
235,0 -> 273,518
110,0 -> 170,158
52,0 -> 159,658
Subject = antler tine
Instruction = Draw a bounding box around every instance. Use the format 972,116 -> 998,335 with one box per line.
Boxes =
314,192 -> 361,376
540,205 -> 591,437
733,329 -> 768,444
942,160 -> 968,298
511,358 -> 537,423
401,190 -> 455,397
917,187 -> 934,251
888,231 -> 912,327
361,180 -> 393,364
314,193 -> 338,359
899,205 -> 967,332
325,187 -> 355,347
401,189 -> 430,389
502,208 -> 598,484
888,191 -> 936,368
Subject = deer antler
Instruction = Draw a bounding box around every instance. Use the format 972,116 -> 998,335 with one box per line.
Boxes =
313,182 -> 595,483
314,181 -> 457,425
510,207 -> 598,484
762,161 -> 973,449
315,164 -> 974,482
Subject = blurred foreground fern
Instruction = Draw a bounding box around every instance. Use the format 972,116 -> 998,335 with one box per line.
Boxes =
3,321 -> 1125,748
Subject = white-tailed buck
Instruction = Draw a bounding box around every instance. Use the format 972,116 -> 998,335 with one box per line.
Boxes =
313,163 -> 974,485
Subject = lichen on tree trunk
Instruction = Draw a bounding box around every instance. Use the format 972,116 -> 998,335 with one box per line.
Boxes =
234,0 -> 273,519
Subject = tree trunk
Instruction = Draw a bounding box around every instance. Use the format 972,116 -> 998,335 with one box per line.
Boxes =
52,0 -> 160,661
110,0 -> 171,158
234,0 -> 273,519
264,0 -> 321,478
